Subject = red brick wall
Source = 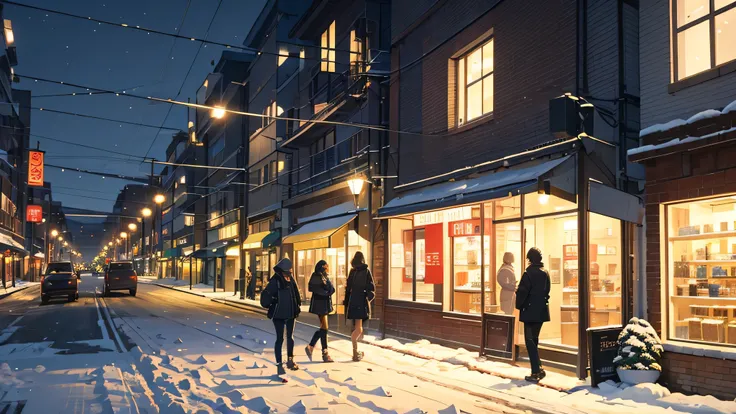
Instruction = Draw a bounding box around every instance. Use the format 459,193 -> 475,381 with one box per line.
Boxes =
661,352 -> 736,400
384,303 -> 482,349
642,143 -> 736,398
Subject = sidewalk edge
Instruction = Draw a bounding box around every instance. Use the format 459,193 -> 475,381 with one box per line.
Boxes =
152,283 -> 207,298
0,284 -> 35,299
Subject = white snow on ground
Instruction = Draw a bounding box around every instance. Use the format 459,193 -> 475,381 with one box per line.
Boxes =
0,281 -> 38,297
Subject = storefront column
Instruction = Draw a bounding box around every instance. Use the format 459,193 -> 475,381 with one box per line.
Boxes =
576,154 -> 590,379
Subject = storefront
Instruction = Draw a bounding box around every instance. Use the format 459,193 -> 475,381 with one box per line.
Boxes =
241,229 -> 280,299
629,109 -> 736,399
191,239 -> 239,291
379,145 -> 643,377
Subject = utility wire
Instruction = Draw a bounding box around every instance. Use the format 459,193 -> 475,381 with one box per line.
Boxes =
47,163 -> 151,183
10,129 -> 150,159
0,0 -> 355,63
33,106 -> 182,130
156,0 -> 192,86
143,0 -> 223,160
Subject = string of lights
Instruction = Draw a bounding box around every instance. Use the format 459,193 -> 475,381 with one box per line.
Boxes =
46,163 -> 151,183
0,0 -> 356,63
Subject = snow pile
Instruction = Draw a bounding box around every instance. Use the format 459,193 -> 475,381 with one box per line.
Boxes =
687,109 -> 722,125
629,126 -> 736,157
639,119 -> 687,138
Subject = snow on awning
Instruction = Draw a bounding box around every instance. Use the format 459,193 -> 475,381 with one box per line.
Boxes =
0,232 -> 28,256
377,156 -> 572,218
283,214 -> 356,251
34,252 -> 45,259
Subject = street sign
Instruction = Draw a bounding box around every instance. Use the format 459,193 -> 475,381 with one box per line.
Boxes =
28,150 -> 44,187
587,326 -> 623,387
26,205 -> 43,222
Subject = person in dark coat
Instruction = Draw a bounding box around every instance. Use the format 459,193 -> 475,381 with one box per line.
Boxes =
260,257 -> 302,375
305,260 -> 335,363
515,247 -> 551,382
344,251 -> 375,361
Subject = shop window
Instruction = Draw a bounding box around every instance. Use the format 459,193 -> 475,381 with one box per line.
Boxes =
450,215 -> 490,314
672,0 -> 736,81
494,196 -> 521,220
456,38 -> 493,126
524,192 -> 576,216
667,196 -> 736,346
524,212 -> 579,348
321,20 -> 336,72
589,213 -> 622,328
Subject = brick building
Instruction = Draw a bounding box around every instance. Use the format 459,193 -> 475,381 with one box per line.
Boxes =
629,0 -> 736,400
379,0 -> 641,379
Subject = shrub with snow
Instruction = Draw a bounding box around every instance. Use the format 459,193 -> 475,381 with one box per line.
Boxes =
613,317 -> 664,371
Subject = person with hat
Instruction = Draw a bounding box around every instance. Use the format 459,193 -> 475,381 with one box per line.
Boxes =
261,257 -> 302,375
515,247 -> 551,382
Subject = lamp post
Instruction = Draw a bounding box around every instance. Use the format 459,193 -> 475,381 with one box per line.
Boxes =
120,232 -> 128,260
347,176 -> 365,209
153,194 -> 165,278
141,208 -> 152,274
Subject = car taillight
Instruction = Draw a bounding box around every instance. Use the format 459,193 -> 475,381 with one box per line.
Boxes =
132,275 -> 137,280
40,276 -> 44,284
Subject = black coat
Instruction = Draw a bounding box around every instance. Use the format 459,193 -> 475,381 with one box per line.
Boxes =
515,263 -> 551,323
308,271 -> 335,315
260,269 -> 301,320
344,264 -> 375,321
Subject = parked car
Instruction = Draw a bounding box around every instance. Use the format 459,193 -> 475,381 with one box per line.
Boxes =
41,261 -> 79,304
104,261 -> 137,296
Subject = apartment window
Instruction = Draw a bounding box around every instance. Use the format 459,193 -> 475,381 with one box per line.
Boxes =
269,160 -> 278,181
262,101 -> 283,129
262,163 -> 270,184
249,169 -> 261,188
456,38 -> 494,126
350,28 -> 364,71
672,0 -> 736,81
184,215 -> 194,226
321,20 -> 336,72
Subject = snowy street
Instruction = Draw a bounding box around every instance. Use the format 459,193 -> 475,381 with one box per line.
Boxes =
1,273 -> 735,413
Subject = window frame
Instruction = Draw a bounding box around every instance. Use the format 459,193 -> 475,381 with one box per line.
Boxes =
671,0 -> 736,82
455,37 -> 494,127
321,20 -> 336,73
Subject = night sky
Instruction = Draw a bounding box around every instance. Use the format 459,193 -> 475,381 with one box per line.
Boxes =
6,0 -> 264,216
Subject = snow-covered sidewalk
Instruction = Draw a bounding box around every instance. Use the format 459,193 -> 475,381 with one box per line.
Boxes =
0,280 -> 38,298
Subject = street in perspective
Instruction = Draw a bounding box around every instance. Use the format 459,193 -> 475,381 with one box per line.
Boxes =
0,0 -> 736,413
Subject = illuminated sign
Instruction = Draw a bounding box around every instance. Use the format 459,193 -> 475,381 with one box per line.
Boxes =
26,205 -> 43,222
413,206 -> 472,227
28,150 -> 44,186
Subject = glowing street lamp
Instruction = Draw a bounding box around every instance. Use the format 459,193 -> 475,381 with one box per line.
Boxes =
51,229 -> 59,237
141,208 -> 152,217
120,232 -> 128,239
128,223 -> 137,232
211,106 -> 226,119
153,194 -> 165,205
347,176 -> 365,208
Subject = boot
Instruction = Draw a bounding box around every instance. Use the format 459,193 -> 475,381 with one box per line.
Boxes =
286,357 -> 300,371
305,345 -> 314,362
276,363 -> 286,376
322,350 -> 334,363
352,350 -> 364,362
524,369 -> 546,383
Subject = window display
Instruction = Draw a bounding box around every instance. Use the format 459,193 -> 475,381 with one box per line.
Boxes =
450,218 -> 491,314
667,196 -> 736,346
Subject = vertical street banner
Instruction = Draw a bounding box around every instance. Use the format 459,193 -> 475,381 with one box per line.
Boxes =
424,223 -> 443,284
26,205 -> 43,222
28,150 -> 44,187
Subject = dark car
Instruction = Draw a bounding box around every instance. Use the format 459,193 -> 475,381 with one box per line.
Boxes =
42,261 -> 79,304
104,261 -> 137,296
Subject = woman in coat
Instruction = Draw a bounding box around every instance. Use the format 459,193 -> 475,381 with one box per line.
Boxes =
497,252 -> 517,315
260,257 -> 302,375
344,251 -> 375,361
515,247 -> 551,382
305,260 -> 335,362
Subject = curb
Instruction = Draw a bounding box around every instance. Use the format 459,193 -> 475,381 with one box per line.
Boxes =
0,284 -> 36,299
153,283 -> 208,298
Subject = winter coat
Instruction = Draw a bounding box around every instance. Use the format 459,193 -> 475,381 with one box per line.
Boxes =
344,264 -> 375,321
308,271 -> 335,315
497,263 -> 517,315
260,268 -> 302,320
515,263 -> 551,323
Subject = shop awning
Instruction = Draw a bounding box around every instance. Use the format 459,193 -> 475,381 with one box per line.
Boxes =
33,252 -> 45,259
377,155 -> 573,218
242,230 -> 280,250
0,233 -> 28,256
192,239 -> 239,259
283,214 -> 356,250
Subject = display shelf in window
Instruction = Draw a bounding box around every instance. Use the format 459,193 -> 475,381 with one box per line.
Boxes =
669,230 -> 736,241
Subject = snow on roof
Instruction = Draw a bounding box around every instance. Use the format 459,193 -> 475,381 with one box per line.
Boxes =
724,98 -> 736,114
639,119 -> 686,138
296,201 -> 355,225
628,126 -> 736,157
687,109 -> 722,124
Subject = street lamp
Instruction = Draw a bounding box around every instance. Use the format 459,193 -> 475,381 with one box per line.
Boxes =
121,232 -> 129,260
141,208 -> 152,275
128,223 -> 137,231
51,229 -> 59,237
347,176 -> 365,208
154,194 -> 165,204
211,106 -> 226,119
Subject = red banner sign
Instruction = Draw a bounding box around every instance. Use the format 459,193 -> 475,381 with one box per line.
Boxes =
424,224 -> 443,284
449,220 -> 480,237
28,150 -> 44,187
26,205 -> 43,222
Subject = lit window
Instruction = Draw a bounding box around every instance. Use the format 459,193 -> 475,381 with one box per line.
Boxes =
672,0 -> 736,81
456,38 -> 493,126
349,29 -> 363,69
321,21 -> 336,72
184,215 -> 194,226
179,176 -> 186,184
278,46 -> 288,66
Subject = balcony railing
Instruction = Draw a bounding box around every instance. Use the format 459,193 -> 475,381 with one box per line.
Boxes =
285,131 -> 370,197
0,210 -> 20,234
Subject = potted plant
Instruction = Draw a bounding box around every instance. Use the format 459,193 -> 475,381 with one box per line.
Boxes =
613,317 -> 664,384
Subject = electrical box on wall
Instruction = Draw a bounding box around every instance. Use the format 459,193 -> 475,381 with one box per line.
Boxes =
549,94 -> 595,139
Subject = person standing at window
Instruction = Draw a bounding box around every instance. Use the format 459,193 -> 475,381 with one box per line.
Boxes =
260,258 -> 301,376
515,247 -> 551,383
344,251 -> 375,362
305,260 -> 335,363
497,252 -> 516,315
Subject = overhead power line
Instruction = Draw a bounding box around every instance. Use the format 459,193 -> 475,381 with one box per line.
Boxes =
34,106 -> 183,130
0,0 -> 356,63
46,163 -> 151,183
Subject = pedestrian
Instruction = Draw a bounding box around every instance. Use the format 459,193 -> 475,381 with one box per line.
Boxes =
246,266 -> 256,300
497,252 -> 517,315
344,251 -> 375,362
260,257 -> 301,375
305,260 -> 335,363
515,247 -> 551,382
